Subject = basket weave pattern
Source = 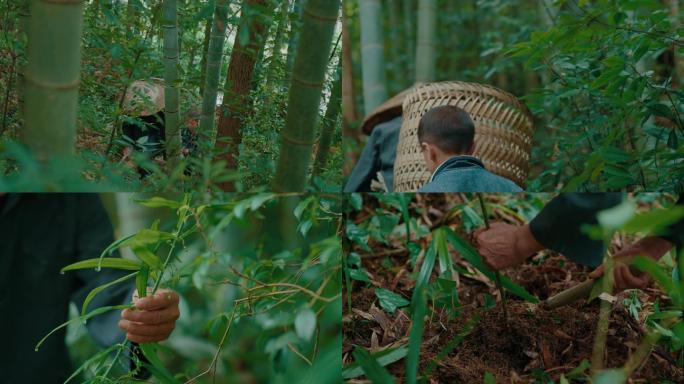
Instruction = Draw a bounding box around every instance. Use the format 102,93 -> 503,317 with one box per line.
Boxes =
393,82 -> 534,191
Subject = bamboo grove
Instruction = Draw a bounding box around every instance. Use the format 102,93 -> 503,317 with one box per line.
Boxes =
0,0 -> 343,192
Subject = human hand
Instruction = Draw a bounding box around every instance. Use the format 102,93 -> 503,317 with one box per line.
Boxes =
474,223 -> 543,270
588,236 -> 673,291
119,288 -> 180,344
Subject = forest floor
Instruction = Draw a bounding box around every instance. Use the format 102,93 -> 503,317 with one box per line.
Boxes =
342,196 -> 683,383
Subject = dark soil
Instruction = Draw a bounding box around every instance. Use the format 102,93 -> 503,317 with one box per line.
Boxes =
343,195 -> 684,383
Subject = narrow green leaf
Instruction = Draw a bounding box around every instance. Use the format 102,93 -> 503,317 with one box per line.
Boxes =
135,197 -> 181,209
61,258 -> 141,273
342,345 -> 408,379
136,265 -> 149,299
444,229 -> 538,303
35,305 -> 129,351
352,347 -> 396,384
133,247 -> 163,270
140,343 -> 181,384
82,272 -> 138,316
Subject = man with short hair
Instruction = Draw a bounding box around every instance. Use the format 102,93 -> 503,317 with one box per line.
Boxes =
417,105 -> 522,192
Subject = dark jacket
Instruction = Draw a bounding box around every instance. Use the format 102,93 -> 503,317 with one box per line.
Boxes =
344,117 -> 402,192
0,194 -> 130,382
418,156 -> 523,193
530,194 -> 684,267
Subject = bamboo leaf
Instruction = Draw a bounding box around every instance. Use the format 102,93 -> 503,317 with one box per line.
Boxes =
133,247 -> 163,270
82,272 -> 138,317
342,346 -> 408,379
140,343 -> 181,384
406,242 -> 437,384
35,305 -> 129,351
61,258 -> 141,273
352,347 -> 396,384
444,228 -> 538,303
136,265 -> 150,299
135,197 -> 182,209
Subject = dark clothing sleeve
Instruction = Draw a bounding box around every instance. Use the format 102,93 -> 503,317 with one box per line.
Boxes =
71,195 -> 131,348
344,117 -> 401,192
529,193 -> 624,267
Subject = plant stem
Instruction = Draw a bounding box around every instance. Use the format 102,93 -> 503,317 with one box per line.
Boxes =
477,193 -> 509,328
591,250 -> 615,372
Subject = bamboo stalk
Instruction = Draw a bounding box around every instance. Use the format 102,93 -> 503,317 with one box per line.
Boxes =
199,0 -> 229,156
544,279 -> 596,309
312,63 -> 342,177
272,0 -> 341,192
162,0 -> 181,165
359,0 -> 387,115
415,0 -> 436,83
591,254 -> 615,372
23,0 -> 85,160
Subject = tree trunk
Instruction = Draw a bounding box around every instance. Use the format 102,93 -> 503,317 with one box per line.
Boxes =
216,0 -> 272,191
265,0 -> 291,88
199,0 -> 229,156
199,18 -> 212,95
163,0 -> 181,165
415,0 -> 436,83
312,63 -> 342,177
359,0 -> 387,115
23,0 -> 85,160
272,0 -> 340,192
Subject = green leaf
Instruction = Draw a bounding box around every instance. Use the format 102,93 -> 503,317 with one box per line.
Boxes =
444,229 -> 538,303
342,346 -> 408,379
294,307 -> 317,342
140,343 -> 181,384
350,193 -> 363,210
136,265 -> 150,299
597,201 -> 635,232
592,369 -> 627,384
135,197 -> 181,209
648,103 -> 674,119
35,305 -> 129,351
133,247 -> 163,270
483,372 -> 497,384
82,272 -> 137,316
61,258 -> 141,273
352,347 -> 396,384
632,256 -> 675,294
375,288 -> 409,314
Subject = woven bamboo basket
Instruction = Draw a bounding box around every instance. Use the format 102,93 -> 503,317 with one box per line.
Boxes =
393,81 -> 534,191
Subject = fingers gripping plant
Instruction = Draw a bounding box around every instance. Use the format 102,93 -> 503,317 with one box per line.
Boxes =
36,193 -> 343,383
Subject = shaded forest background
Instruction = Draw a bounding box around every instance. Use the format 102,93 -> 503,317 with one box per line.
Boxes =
0,0 -> 343,192
343,0 -> 684,192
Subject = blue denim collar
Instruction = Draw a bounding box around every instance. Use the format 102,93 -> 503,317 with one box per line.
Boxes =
429,156 -> 485,182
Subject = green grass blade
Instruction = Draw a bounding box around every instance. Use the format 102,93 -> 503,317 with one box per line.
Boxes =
62,258 -> 142,273
342,345 -> 408,379
406,242 -> 437,384
81,272 -> 138,316
63,343 -> 122,384
444,228 -> 538,303
352,347 -> 396,384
